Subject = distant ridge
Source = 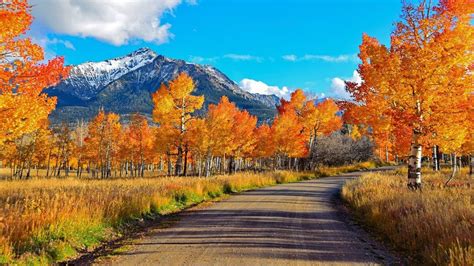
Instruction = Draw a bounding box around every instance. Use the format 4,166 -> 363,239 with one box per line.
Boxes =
46,48 -> 280,123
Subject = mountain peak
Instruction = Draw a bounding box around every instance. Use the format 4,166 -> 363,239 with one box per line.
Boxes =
58,48 -> 159,100
126,47 -> 157,58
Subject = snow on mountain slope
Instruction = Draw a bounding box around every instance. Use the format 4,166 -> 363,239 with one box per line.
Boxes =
59,48 -> 158,100
47,48 -> 280,123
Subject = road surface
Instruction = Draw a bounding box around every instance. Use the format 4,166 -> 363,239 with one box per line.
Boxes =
99,169 -> 397,265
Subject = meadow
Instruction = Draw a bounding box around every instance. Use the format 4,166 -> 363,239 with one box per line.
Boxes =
0,161 -> 376,264
342,167 -> 473,265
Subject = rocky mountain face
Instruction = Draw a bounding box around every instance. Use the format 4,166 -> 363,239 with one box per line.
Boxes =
46,48 -> 280,123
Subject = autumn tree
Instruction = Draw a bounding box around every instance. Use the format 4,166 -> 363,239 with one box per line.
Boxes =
0,0 -> 69,145
85,110 -> 122,178
152,73 -> 204,176
127,114 -> 154,177
230,109 -> 257,173
52,123 -> 74,177
200,96 -> 237,175
273,90 -> 308,169
273,89 -> 342,170
71,120 -> 88,178
186,118 -> 209,176
252,123 -> 275,169
346,0 -> 473,189
303,98 -> 342,169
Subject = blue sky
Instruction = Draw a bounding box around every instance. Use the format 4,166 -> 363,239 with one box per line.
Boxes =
30,0 -> 403,98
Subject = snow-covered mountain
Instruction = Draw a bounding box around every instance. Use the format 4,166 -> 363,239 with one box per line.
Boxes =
58,48 -> 158,100
46,48 -> 280,123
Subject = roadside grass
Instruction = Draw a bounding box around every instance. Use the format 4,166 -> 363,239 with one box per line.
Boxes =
342,167 -> 473,265
0,161 -> 377,264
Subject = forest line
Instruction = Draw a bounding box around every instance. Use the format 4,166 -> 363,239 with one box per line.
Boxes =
2,72 -> 348,179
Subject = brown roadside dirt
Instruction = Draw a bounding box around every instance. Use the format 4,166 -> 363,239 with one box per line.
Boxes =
93,169 -> 399,265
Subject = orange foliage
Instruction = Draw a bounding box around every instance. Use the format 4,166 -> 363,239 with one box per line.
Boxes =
344,0 -> 473,162
0,0 -> 70,145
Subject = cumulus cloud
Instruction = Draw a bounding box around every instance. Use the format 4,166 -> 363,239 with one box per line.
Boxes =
282,54 -> 357,63
330,70 -> 362,99
31,0 -> 187,45
239,79 -> 290,98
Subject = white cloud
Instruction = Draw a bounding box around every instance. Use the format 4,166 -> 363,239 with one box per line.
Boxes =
189,54 -> 263,63
47,38 -> 76,50
223,54 -> 263,62
239,78 -> 290,98
188,55 -> 218,64
330,70 -> 362,99
282,54 -> 297,62
283,54 -> 357,63
31,0 -> 187,46
32,37 -> 76,51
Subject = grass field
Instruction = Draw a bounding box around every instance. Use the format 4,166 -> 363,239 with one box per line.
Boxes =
342,167 -> 473,265
0,161 -> 377,264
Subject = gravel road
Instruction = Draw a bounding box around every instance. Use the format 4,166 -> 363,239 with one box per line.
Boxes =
98,169 -> 397,265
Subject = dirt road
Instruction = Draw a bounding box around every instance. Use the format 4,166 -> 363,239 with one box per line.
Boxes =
99,170 -> 397,265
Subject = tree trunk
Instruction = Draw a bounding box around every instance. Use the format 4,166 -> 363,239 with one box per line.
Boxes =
221,154 -> 226,174
167,151 -> 172,176
175,145 -> 183,176
228,156 -> 233,175
468,154 -> 473,176
198,154 -> 202,177
183,145 -> 188,177
407,131 -> 422,190
445,153 -> 457,186
205,151 -> 211,177
26,162 -> 31,179
432,145 -> 440,171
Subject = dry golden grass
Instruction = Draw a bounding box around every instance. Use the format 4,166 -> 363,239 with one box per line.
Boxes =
0,174 -> 283,263
0,172 -> 280,263
0,161 -> 377,264
342,167 -> 473,265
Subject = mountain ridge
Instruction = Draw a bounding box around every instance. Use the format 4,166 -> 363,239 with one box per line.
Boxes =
46,48 -> 280,123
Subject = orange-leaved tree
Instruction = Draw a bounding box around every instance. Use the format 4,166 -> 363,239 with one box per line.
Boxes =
302,98 -> 342,169
346,0 -> 473,189
152,72 -> 204,176
126,114 -> 154,177
0,0 -> 70,146
273,89 -> 342,170
272,90 -> 308,169
84,110 -> 122,179
205,96 -> 238,174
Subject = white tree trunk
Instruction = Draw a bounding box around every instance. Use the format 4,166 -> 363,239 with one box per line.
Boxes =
407,133 -> 422,190
432,145 -> 440,171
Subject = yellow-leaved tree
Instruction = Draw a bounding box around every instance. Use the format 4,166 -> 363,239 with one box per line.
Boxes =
152,73 -> 204,176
